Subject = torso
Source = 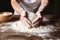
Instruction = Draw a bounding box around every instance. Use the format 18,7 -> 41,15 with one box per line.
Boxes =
17,0 -> 41,12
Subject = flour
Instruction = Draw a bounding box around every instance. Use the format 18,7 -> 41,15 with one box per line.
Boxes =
11,20 -> 57,37
11,21 -> 56,33
11,12 -> 57,37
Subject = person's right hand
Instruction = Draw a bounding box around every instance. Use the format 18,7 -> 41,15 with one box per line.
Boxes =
20,11 -> 28,23
20,11 -> 33,28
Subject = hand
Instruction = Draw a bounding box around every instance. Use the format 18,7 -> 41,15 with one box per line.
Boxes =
32,12 -> 42,24
20,11 -> 33,28
31,12 -> 42,27
20,11 -> 27,23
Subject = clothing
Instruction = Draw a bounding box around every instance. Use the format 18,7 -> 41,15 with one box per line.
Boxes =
12,12 -> 55,34
14,0 -> 41,29
14,0 -> 41,15
20,0 -> 41,12
13,0 -> 56,37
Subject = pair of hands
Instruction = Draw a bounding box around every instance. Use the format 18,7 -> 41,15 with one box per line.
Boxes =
20,11 -> 42,28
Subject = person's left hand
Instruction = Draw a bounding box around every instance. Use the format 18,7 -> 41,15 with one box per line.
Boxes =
20,11 -> 33,28
31,12 -> 42,27
32,12 -> 42,24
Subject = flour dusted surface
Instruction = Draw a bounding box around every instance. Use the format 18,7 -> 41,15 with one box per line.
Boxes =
11,12 -> 56,34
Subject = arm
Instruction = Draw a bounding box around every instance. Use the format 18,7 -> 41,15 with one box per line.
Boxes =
11,0 -> 24,15
32,0 -> 48,24
11,0 -> 32,27
37,0 -> 48,12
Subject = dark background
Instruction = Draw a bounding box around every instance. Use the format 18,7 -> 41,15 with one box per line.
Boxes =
0,0 -> 14,13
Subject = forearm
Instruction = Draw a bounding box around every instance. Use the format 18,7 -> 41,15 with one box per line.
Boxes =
11,0 -> 24,15
37,0 -> 48,12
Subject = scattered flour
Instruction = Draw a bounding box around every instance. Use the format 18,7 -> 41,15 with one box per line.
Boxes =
10,20 -> 57,38
11,21 -> 56,33
10,20 -> 57,37
11,12 -> 57,37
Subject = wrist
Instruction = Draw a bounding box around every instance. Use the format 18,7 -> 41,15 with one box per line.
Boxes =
36,12 -> 42,18
21,10 -> 26,17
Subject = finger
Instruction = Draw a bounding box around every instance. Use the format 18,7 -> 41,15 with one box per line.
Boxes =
27,22 -> 33,28
33,20 -> 40,27
20,17 -> 26,23
23,17 -> 34,28
20,16 -> 33,28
